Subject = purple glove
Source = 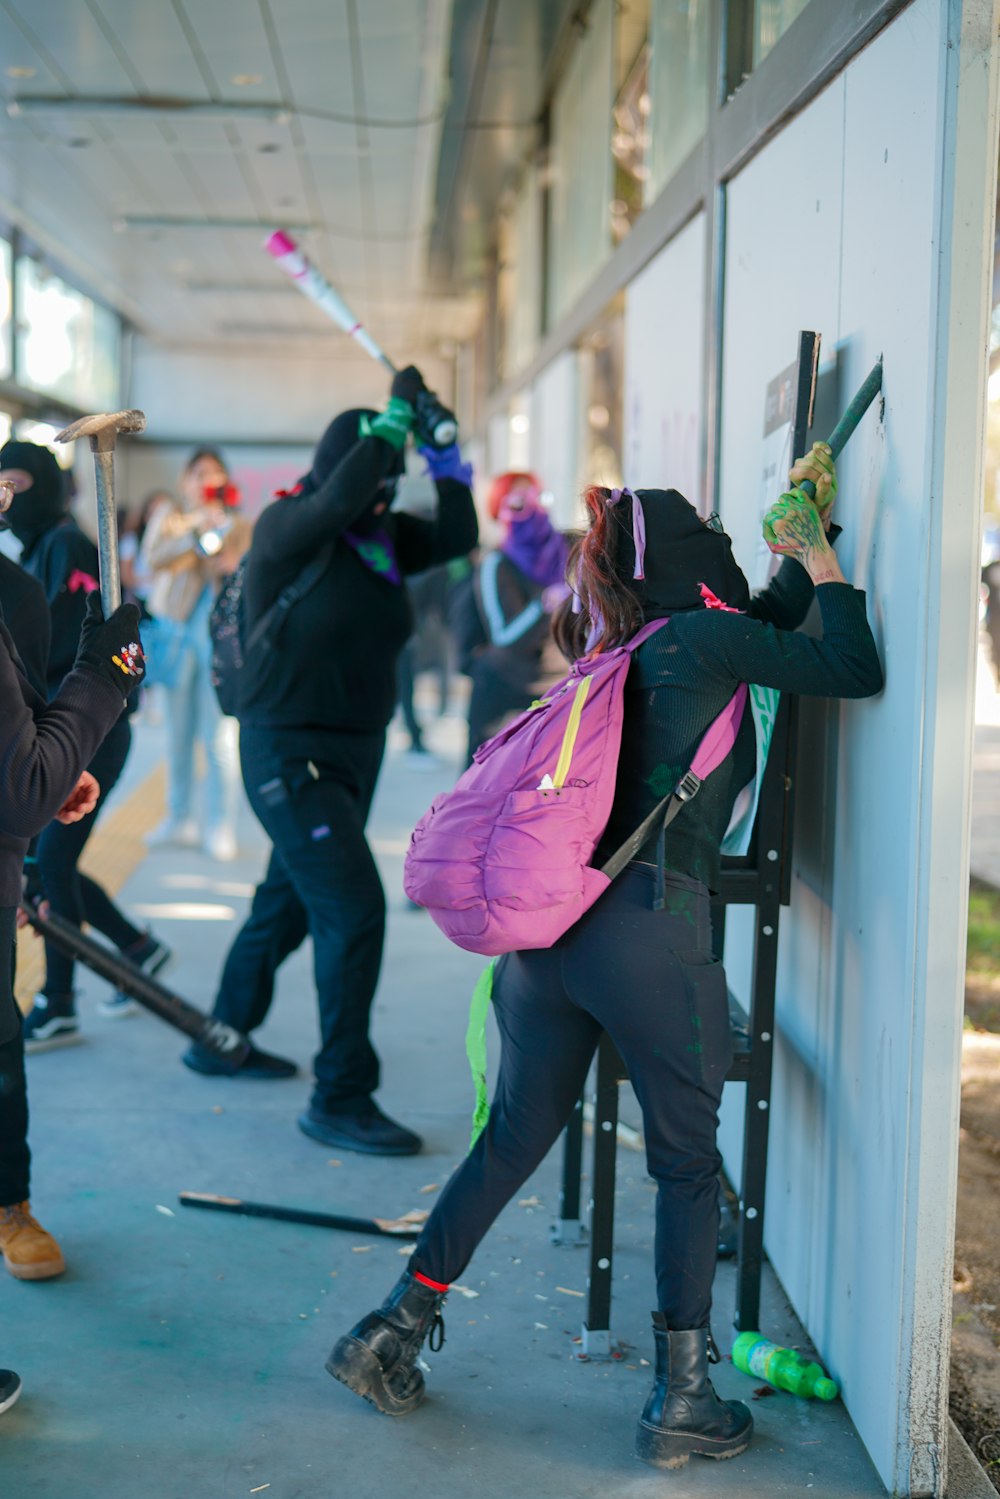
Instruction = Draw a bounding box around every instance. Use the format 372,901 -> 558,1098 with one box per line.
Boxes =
420,443 -> 473,487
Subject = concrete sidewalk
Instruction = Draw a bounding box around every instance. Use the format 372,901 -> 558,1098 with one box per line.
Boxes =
972,641 -> 1000,889
2,700 -> 887,1499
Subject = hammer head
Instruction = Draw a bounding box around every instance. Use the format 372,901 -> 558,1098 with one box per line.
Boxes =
55,409 -> 146,453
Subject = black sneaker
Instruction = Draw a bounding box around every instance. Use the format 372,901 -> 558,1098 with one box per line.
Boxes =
22,995 -> 80,1053
0,1369 -> 22,1416
99,934 -> 173,1019
182,1041 -> 298,1079
298,1102 -> 422,1156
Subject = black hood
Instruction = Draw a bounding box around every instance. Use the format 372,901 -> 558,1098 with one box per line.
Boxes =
295,408 -> 405,538
610,488 -> 751,616
0,440 -> 70,549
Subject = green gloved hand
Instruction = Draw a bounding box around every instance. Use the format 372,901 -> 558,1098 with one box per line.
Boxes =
360,396 -> 414,453
789,441 -> 837,527
762,488 -> 830,558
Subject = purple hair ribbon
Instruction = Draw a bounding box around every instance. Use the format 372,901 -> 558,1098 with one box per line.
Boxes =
608,486 -> 646,580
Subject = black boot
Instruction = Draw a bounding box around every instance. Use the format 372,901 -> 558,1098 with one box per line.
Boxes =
326,1271 -> 446,1416
635,1318 -> 753,1469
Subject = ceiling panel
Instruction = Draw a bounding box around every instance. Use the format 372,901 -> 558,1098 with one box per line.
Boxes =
83,0 -> 208,98
0,8 -> 69,92
262,0 -> 352,108
3,0 -> 140,94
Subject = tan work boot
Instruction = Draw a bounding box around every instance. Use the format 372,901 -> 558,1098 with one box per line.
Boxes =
0,1202 -> 66,1280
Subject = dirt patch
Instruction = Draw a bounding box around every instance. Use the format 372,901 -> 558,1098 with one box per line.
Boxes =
952,1028 -> 1000,1488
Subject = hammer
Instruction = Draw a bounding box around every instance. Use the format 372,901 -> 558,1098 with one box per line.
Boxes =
54,409 -> 146,614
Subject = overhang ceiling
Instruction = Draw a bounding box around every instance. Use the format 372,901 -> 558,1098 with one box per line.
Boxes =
0,0 -> 477,358
0,0 -> 581,367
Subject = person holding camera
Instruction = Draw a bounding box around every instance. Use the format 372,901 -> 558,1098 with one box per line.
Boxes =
0,467 -> 144,1354
140,449 -> 248,860
182,367 -> 477,1157
0,441 -> 168,1045
326,447 -> 882,1469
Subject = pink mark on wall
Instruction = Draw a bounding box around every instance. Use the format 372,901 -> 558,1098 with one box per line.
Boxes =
229,462 -> 307,521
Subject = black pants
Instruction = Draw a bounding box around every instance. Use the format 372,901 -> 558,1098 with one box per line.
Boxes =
35,716 -> 143,997
396,642 -> 424,751
0,908 -> 30,1206
213,725 -> 386,1111
411,868 -> 732,1328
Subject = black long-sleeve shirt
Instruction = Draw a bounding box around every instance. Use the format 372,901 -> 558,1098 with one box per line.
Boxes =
19,518 -> 100,698
598,555 -> 883,891
240,434 -> 478,731
0,630 -> 126,905
0,554 -> 51,698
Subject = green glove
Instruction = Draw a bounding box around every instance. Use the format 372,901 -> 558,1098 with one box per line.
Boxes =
762,488 -> 829,557
360,396 -> 414,453
789,441 -> 837,525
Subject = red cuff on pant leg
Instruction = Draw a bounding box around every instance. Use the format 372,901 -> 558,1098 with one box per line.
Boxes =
413,1270 -> 451,1293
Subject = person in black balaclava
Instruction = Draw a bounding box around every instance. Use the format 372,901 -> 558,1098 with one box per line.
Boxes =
181,367 -> 478,1158
324,446 -> 884,1470
0,468 -> 145,1326
0,442 -> 170,1046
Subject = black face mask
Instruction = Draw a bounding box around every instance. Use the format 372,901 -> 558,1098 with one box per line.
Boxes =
0,441 -> 69,549
609,488 -> 751,616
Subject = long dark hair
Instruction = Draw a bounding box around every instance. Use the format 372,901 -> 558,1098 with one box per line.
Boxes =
552,484 -> 643,661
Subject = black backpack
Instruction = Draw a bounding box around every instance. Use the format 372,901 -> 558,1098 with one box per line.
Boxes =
210,544 -> 333,717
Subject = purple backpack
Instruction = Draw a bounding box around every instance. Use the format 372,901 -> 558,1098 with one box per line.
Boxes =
403,619 -> 747,956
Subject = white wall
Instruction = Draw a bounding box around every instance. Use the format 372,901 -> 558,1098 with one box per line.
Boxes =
129,336 -> 454,445
529,350 -> 582,529
623,211 -> 706,506
714,2 -> 998,1491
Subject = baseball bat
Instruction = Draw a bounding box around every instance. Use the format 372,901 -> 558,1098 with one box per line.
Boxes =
264,230 -> 394,370
20,904 -> 250,1063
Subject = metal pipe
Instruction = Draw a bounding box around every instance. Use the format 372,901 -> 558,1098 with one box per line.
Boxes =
796,357 -> 883,501
92,449 -> 122,613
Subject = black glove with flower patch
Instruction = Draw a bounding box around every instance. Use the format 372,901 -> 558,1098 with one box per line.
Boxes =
74,594 -> 146,697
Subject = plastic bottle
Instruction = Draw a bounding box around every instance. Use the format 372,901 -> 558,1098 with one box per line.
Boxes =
732,1331 -> 839,1400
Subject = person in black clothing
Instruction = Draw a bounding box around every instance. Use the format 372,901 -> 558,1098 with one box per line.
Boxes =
0,442 -> 170,1045
326,444 -> 882,1471
182,367 -> 478,1157
452,471 -> 568,763
0,467 -> 144,1351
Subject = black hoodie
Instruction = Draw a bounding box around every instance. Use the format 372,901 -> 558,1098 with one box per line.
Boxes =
594,490 -> 882,891
240,414 -> 477,732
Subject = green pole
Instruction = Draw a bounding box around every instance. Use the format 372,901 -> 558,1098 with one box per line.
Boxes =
796,357 -> 883,500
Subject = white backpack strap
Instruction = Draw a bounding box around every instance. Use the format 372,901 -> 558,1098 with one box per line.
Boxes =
479,551 -> 544,647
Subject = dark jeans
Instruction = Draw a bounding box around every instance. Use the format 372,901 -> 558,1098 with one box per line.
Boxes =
214,725 -> 386,1111
35,715 -> 143,997
411,868 -> 732,1328
0,907 -> 30,1206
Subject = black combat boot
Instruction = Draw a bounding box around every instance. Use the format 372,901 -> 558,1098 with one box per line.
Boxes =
635,1317 -> 754,1469
326,1271 -> 447,1416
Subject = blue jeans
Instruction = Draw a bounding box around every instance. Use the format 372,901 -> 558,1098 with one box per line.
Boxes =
163,597 -> 239,831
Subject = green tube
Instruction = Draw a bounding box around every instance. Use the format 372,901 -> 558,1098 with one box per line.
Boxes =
796,357 -> 883,501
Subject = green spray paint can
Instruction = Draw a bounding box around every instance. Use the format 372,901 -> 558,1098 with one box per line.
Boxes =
732,1331 -> 839,1400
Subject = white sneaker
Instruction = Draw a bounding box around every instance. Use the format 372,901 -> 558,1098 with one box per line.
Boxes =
206,825 -> 238,862
146,818 -> 201,850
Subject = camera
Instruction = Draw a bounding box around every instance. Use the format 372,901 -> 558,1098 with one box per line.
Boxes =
413,391 -> 458,450
202,482 -> 241,507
